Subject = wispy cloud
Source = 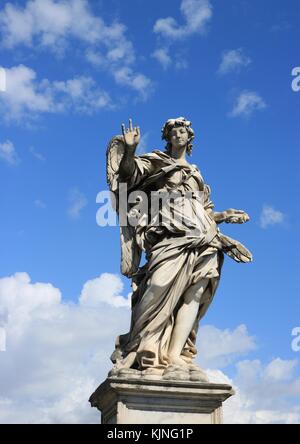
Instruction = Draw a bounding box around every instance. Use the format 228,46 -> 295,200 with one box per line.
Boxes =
152,47 -> 188,71
260,205 -> 285,229
230,91 -> 266,118
153,0 -> 212,70
270,22 -> 291,33
136,132 -> 150,155
154,0 -> 212,40
29,146 -> 45,161
218,49 -> 251,75
0,139 -> 19,165
52,76 -> 111,112
34,199 -> 46,209
152,48 -> 172,70
68,188 -> 88,219
113,67 -> 153,101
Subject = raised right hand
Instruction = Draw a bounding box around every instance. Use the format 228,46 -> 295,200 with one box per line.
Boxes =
121,119 -> 141,150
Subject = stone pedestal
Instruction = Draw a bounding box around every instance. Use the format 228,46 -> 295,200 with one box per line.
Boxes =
89,377 -> 234,424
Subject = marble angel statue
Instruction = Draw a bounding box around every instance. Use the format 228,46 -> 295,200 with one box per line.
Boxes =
106,117 -> 252,381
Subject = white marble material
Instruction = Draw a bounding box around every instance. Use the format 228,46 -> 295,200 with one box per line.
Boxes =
105,118 -> 252,378
89,377 -> 234,424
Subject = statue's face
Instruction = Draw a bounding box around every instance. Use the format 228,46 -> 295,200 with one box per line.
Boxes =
169,126 -> 189,151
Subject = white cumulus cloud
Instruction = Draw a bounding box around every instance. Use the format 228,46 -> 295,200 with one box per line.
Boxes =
52,76 -> 111,113
208,359 -> 300,424
197,324 -> 256,368
79,273 -> 131,308
0,272 -> 299,424
0,65 -> 111,123
0,0 -> 124,50
264,358 -> 297,382
260,205 -> 285,229
0,271 -> 130,423
0,0 -> 152,100
230,90 -> 266,117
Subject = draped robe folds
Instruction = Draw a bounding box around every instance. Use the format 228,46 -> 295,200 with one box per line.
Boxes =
111,150 -> 249,371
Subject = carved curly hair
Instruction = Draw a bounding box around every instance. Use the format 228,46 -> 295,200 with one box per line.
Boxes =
161,117 -> 195,156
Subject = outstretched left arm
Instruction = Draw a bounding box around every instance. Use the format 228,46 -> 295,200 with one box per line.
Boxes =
212,209 -> 250,224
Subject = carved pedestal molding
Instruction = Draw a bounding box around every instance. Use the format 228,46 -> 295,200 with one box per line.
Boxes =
89,377 -> 234,424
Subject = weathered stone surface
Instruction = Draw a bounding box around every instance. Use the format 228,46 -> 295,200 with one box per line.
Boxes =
89,377 -> 234,424
91,117 -> 252,422
105,117 -> 252,377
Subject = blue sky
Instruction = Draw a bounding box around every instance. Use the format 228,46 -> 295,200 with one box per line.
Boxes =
0,0 -> 299,423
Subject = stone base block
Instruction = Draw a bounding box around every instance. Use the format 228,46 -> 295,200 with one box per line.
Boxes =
89,377 -> 234,424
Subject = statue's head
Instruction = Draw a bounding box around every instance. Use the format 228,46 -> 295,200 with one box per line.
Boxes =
161,117 -> 195,156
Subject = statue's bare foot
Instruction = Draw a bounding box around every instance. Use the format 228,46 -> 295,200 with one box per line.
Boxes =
163,356 -> 190,381
163,365 -> 190,381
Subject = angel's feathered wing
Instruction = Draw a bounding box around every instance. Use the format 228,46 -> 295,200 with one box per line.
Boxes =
106,136 -> 142,277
